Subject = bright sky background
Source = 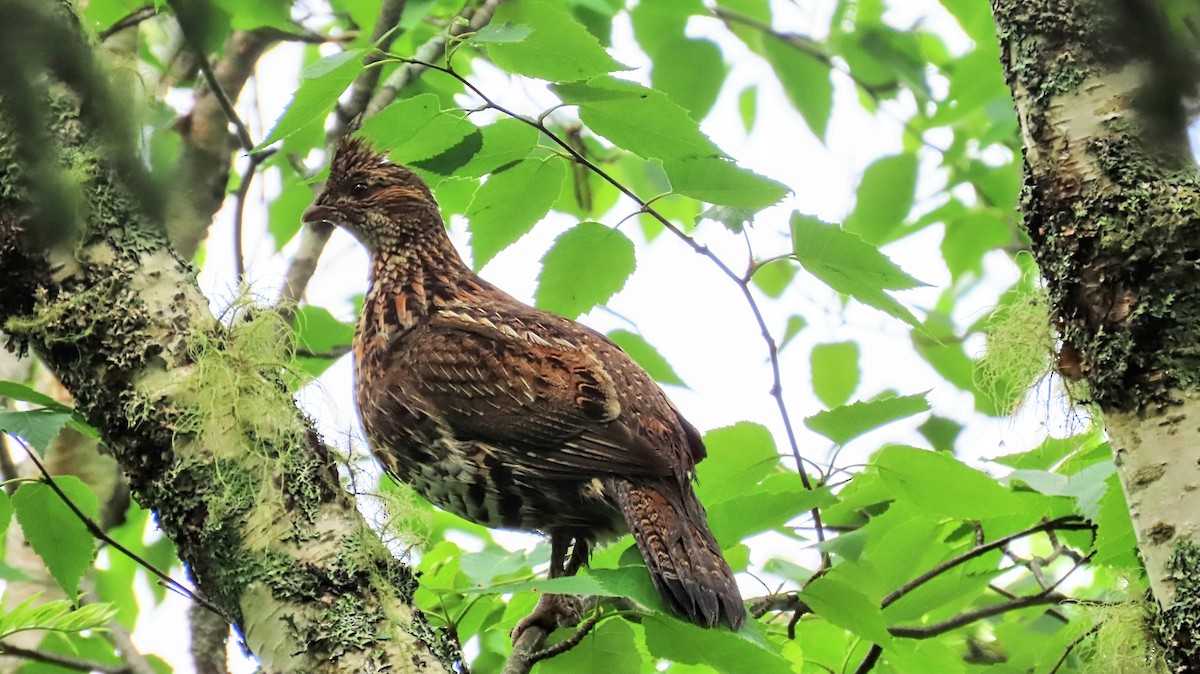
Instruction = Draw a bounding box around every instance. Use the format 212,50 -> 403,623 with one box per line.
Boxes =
131,1 -> 1077,670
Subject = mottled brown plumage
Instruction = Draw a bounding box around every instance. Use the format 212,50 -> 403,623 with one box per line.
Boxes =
303,135 -> 745,632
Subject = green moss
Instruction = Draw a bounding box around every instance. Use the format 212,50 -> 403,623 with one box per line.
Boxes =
1078,600 -> 1168,674
1155,540 -> 1200,670
978,273 -> 1056,409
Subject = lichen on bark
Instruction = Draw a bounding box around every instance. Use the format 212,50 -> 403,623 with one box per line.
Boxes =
0,7 -> 458,672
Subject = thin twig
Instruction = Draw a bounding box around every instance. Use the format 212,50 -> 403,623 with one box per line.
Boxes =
712,6 -> 948,155
12,438 -> 224,617
98,4 -> 157,42
889,551 -> 1092,639
988,583 -> 1069,623
852,644 -> 883,674
889,592 -> 1066,638
1048,623 -> 1100,674
366,0 -> 504,116
526,612 -> 600,665
385,56 -> 831,548
0,643 -> 132,674
232,148 -> 276,285
167,0 -> 255,152
881,516 -> 1089,609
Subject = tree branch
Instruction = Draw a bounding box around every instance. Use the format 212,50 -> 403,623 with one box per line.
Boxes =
0,643 -> 131,674
0,5 -> 459,671
169,28 -> 277,258
880,517 -> 1089,609
888,592 -> 1067,639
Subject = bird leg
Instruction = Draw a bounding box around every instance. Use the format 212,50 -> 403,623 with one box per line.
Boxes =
510,534 -> 588,642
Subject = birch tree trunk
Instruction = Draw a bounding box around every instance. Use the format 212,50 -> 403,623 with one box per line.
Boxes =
993,0 -> 1200,666
0,3 -> 457,671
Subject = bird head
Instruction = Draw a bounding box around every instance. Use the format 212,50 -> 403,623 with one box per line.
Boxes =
302,134 -> 440,253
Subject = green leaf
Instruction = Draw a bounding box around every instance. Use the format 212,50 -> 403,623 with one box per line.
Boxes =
697,204 -> 758,233
707,477 -> 836,545
843,153 -> 918,244
762,37 -> 833,140
811,341 -> 860,408
1094,474 -> 1139,569
874,445 -> 1029,519
13,479 -> 99,598
468,21 -> 532,43
259,49 -> 365,149
791,213 -> 926,328
0,410 -> 72,455
476,566 -> 661,610
739,86 -> 757,133
467,157 -> 567,268
750,259 -> 796,298
486,1 -> 626,81
0,382 -> 69,410
650,39 -> 726,121
458,119 -> 540,178
663,157 -> 788,209
695,423 -> 779,505
536,222 -> 635,319
805,392 -> 929,446
537,619 -> 642,674
459,548 -> 532,586
553,77 -> 722,160
606,330 -> 686,387
643,616 -> 792,673
360,94 -> 478,164
800,575 -> 892,644
212,0 -> 291,30
292,306 -> 354,378
0,492 -> 11,559
0,594 -> 116,641
781,315 -> 807,349
268,167 -> 313,249
917,415 -> 963,453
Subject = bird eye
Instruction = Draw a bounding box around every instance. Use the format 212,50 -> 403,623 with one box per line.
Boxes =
350,182 -> 371,196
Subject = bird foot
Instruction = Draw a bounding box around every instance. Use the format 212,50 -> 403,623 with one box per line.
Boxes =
510,593 -> 582,643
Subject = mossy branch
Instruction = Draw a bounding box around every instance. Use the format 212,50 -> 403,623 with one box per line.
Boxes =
0,2 -> 459,671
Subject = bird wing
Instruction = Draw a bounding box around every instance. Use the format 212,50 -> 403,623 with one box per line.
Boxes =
394,307 -> 675,479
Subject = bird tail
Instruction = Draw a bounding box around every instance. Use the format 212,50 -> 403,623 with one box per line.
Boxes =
613,479 -> 746,629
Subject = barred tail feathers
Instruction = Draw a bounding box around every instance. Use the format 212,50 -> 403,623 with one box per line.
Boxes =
614,479 -> 746,629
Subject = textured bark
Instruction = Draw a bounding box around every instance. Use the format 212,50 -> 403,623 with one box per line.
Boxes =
992,0 -> 1200,667
0,4 -> 457,672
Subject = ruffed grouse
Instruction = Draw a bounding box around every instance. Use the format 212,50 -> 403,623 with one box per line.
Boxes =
303,134 -> 746,633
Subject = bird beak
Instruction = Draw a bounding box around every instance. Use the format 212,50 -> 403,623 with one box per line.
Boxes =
302,204 -> 335,226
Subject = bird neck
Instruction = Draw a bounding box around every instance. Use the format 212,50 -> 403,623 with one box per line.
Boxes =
363,229 -> 479,332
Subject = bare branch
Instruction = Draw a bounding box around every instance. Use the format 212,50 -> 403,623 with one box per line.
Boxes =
366,0 -> 504,116
881,517 -> 1090,609
0,643 -> 131,674
887,592 -> 1067,639
167,0 -> 254,153
233,148 -> 277,285
501,625 -> 549,674
98,4 -> 157,43
169,29 -> 276,258
13,438 -> 223,617
335,0 -> 410,134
